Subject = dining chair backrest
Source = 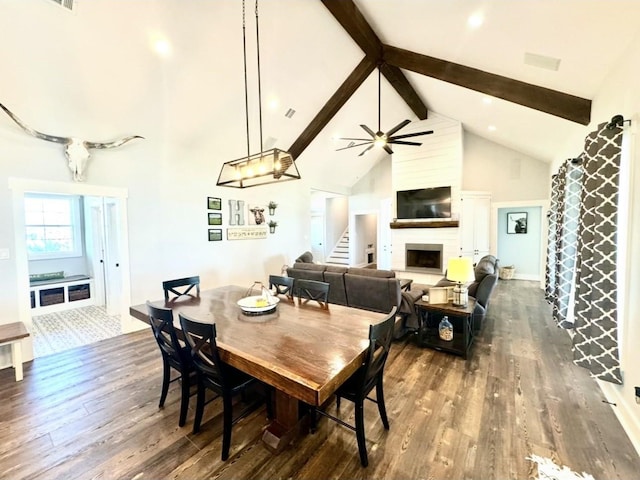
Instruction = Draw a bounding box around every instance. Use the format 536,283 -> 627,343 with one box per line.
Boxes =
163,276 -> 201,301
178,313 -> 226,387
295,278 -> 330,309
268,275 -> 294,299
356,306 -> 397,395
146,301 -> 184,363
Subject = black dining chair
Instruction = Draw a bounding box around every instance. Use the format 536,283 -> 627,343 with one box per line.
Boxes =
163,276 -> 200,301
313,306 -> 397,467
178,313 -> 269,461
268,274 -> 294,301
146,301 -> 195,427
295,278 -> 330,309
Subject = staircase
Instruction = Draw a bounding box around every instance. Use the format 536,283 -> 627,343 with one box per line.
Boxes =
325,228 -> 350,265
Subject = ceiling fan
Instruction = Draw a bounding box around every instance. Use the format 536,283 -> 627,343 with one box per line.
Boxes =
337,65 -> 434,156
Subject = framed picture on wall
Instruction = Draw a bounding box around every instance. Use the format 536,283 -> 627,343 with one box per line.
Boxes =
207,197 -> 221,210
208,212 -> 222,225
507,212 -> 528,234
208,229 -> 222,241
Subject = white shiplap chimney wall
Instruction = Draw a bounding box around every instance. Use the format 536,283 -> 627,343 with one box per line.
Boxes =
391,114 -> 463,284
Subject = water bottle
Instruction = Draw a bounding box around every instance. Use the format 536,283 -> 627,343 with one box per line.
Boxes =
439,316 -> 453,341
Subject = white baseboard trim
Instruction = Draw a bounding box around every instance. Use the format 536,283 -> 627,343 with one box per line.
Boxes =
512,273 -> 540,281
598,380 -> 640,457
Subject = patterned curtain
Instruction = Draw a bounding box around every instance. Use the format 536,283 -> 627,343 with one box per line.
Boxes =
544,159 -> 582,328
572,122 -> 623,384
544,172 -> 561,302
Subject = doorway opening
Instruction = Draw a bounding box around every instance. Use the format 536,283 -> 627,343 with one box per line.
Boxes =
10,178 -> 132,360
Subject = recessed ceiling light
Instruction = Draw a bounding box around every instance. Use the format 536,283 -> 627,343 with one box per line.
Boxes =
488,125 -> 497,132
153,39 -> 172,57
148,31 -> 172,57
467,12 -> 484,28
483,97 -> 492,105
268,98 -> 279,110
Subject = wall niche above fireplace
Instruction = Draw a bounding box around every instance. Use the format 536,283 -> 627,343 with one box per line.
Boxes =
405,243 -> 443,274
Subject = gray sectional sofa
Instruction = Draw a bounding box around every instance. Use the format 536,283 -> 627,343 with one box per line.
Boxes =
286,262 -> 416,337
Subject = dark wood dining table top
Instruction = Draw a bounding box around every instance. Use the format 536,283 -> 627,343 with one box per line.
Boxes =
130,285 -> 387,407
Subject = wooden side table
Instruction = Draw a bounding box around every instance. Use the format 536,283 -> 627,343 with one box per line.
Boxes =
0,322 -> 30,381
414,298 -> 476,359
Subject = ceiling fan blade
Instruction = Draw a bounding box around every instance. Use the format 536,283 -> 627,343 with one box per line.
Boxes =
385,119 -> 411,137
336,141 -> 373,152
358,144 -> 375,156
389,130 -> 434,140
383,144 -> 394,155
337,137 -> 374,142
360,124 -> 376,138
388,140 -> 422,146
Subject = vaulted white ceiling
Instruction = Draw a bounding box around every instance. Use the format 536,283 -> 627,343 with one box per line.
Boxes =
6,0 -> 640,191
221,0 -> 640,188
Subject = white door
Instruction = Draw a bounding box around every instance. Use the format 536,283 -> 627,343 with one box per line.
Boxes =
310,214 -> 325,263
378,198 -> 392,270
460,193 -> 491,263
103,198 -> 122,316
473,197 -> 491,258
84,196 -> 106,307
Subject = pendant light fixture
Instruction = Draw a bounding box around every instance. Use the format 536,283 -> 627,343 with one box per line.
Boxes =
217,0 -> 300,188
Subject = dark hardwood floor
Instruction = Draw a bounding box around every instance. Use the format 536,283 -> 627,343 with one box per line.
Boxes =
1,280 -> 638,479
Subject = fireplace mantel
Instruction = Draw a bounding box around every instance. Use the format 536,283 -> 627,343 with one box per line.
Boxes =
390,220 -> 459,229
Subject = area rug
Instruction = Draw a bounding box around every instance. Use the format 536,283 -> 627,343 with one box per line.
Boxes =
31,305 -> 122,358
528,455 -> 596,480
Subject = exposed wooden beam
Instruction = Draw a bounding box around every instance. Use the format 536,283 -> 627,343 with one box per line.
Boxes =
321,0 -> 428,120
320,0 -> 381,59
288,56 -> 376,160
379,63 -> 427,120
384,44 -> 591,125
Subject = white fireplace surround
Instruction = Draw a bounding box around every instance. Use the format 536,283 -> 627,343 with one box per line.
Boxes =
391,115 -> 463,284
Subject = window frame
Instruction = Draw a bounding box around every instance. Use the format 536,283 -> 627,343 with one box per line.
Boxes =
24,193 -> 84,261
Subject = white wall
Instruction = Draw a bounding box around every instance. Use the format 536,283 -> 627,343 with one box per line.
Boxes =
0,1 -> 310,366
463,132 -> 550,201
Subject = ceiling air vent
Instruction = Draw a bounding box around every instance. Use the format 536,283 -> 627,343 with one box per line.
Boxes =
50,0 -> 75,11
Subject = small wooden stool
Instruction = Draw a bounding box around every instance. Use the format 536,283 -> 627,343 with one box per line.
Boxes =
0,322 -> 30,381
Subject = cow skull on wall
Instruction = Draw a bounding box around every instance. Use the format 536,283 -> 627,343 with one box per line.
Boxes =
0,102 -> 144,182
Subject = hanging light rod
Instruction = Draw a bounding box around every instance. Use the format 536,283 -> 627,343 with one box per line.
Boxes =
217,0 -> 300,188
606,114 -> 631,130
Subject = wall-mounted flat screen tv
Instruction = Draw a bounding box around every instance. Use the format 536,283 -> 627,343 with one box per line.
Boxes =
396,186 -> 452,219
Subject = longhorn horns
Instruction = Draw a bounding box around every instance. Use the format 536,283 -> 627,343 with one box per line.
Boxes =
0,102 -> 144,149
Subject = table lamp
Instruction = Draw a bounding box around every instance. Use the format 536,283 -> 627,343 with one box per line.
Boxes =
446,257 -> 474,307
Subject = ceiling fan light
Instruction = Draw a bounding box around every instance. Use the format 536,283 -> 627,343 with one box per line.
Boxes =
374,136 -> 387,148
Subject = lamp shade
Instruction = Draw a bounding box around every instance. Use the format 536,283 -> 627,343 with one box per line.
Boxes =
446,257 -> 474,283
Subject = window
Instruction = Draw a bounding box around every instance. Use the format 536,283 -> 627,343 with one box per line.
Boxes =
24,194 -> 83,259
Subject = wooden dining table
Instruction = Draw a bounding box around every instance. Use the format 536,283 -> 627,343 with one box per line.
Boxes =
129,285 -> 387,452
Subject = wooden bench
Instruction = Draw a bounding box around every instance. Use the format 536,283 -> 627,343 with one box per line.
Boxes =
0,322 -> 30,381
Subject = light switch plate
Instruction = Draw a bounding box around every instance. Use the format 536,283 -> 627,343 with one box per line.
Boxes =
0,248 -> 10,260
